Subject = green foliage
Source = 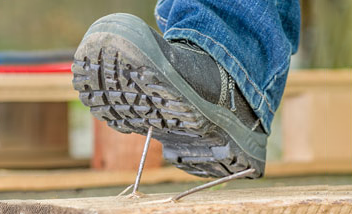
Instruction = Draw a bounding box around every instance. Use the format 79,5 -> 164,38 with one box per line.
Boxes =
300,0 -> 352,68
0,0 -> 158,50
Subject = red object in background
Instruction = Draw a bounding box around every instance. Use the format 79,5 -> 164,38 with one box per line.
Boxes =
0,62 -> 72,73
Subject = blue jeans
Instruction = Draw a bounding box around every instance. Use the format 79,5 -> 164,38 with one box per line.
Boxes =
154,0 -> 300,134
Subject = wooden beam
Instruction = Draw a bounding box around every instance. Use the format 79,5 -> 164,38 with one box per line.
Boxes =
287,69 -> 352,86
265,161 -> 352,177
284,69 -> 352,96
0,161 -> 351,191
0,73 -> 77,102
0,156 -> 89,169
0,167 -> 209,192
0,69 -> 350,102
1,185 -> 351,214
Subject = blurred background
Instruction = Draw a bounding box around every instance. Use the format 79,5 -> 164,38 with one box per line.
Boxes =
0,0 -> 351,199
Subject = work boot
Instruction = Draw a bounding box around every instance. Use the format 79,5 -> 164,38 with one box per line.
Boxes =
72,13 -> 268,178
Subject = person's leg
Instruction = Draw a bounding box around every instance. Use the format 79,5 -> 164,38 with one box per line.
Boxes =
72,0 -> 300,178
155,0 -> 300,134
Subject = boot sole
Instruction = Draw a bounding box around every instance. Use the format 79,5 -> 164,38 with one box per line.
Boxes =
72,13 -> 267,178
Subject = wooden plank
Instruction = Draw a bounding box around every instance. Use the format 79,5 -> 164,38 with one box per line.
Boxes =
281,70 -> 352,169
0,102 -> 72,169
0,167 -> 208,192
282,92 -> 352,163
0,70 -> 350,102
0,161 -> 351,191
0,156 -> 89,169
287,69 -> 352,85
0,103 -> 68,150
1,185 -> 351,214
0,74 -> 77,102
265,161 -> 352,177
284,69 -> 352,96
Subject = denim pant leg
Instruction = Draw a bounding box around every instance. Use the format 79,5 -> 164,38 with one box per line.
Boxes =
154,0 -> 300,134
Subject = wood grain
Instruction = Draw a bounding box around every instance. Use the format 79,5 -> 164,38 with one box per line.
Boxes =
0,73 -> 77,102
0,161 -> 351,191
1,185 -> 351,214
